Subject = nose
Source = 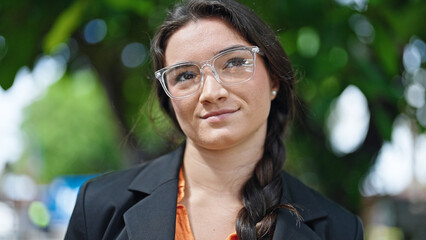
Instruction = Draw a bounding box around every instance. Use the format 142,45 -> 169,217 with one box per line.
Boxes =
199,67 -> 228,104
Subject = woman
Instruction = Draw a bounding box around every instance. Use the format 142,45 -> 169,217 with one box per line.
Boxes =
65,0 -> 364,239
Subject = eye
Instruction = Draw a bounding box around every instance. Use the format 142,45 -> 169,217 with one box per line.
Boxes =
175,71 -> 197,83
223,57 -> 250,69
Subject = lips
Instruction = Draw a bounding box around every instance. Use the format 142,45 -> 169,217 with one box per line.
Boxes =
200,109 -> 239,119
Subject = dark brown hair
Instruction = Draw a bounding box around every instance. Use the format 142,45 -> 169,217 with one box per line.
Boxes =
151,0 -> 298,239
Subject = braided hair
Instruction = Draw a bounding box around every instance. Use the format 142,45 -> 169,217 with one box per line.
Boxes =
151,0 -> 299,239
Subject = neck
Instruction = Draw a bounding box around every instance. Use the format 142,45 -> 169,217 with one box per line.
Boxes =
182,138 -> 264,197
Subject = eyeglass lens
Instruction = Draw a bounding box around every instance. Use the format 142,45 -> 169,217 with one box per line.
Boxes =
163,48 -> 255,98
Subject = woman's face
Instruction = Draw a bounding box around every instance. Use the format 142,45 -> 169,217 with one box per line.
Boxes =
164,18 -> 277,150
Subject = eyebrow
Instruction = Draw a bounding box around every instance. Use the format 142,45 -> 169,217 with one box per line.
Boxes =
169,63 -> 197,71
165,44 -> 249,69
214,44 -> 247,55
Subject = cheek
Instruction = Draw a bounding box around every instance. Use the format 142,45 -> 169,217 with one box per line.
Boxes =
170,99 -> 196,127
249,71 -> 273,101
245,69 -> 274,116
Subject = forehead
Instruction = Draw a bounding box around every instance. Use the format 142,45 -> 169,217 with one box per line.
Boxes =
164,18 -> 250,66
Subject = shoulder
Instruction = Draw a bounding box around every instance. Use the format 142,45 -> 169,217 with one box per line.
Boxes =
70,163 -> 152,237
281,171 -> 364,240
83,163 -> 148,197
65,146 -> 183,239
64,165 -> 148,240
83,145 -> 184,197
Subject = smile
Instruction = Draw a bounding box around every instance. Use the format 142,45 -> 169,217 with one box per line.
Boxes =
200,109 -> 239,120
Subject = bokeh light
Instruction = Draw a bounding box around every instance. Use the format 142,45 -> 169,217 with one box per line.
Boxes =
367,225 -> 404,240
121,42 -> 147,68
362,116 -> 414,196
297,27 -> 320,58
403,44 -> 422,74
411,37 -> 426,63
51,180 -> 80,221
414,134 -> 426,184
403,37 -> 426,127
416,104 -> 426,126
335,0 -> 368,12
0,35 -> 7,61
329,47 -> 348,68
84,19 -> 107,44
51,43 -> 71,63
28,201 -> 51,228
414,68 -> 426,87
0,68 -> 32,170
405,83 -> 425,109
349,14 -> 374,44
2,173 -> 37,201
0,202 -> 16,238
32,55 -> 67,89
327,85 -> 370,155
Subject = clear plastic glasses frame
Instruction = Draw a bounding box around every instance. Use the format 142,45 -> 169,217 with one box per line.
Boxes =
155,46 -> 261,99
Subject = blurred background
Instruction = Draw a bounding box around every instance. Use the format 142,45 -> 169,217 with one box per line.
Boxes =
0,0 -> 425,239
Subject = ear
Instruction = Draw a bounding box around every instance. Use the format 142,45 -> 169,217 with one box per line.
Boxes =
270,76 -> 280,100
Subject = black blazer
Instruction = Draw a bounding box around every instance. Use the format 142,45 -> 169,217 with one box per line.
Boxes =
65,145 -> 364,240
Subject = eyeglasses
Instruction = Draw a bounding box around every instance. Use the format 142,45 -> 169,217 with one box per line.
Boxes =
155,46 -> 261,99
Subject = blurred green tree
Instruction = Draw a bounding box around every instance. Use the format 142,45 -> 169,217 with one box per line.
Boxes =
1,0 -> 425,213
21,69 -> 123,183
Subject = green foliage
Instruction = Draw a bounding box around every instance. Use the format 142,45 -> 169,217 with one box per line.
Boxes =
104,0 -> 155,17
21,69 -> 123,183
0,0 -> 72,90
2,0 -> 425,213
44,0 -> 88,53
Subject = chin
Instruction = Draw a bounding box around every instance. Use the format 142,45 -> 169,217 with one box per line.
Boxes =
191,134 -> 240,151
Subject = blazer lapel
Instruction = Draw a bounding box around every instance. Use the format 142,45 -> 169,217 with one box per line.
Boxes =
123,180 -> 178,240
119,145 -> 327,240
123,145 -> 185,240
273,172 -> 328,240
273,209 -> 322,240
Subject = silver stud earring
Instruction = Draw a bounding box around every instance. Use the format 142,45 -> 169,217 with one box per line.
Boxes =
272,90 -> 277,96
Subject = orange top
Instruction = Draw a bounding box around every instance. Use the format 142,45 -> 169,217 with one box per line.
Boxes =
175,168 -> 238,240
